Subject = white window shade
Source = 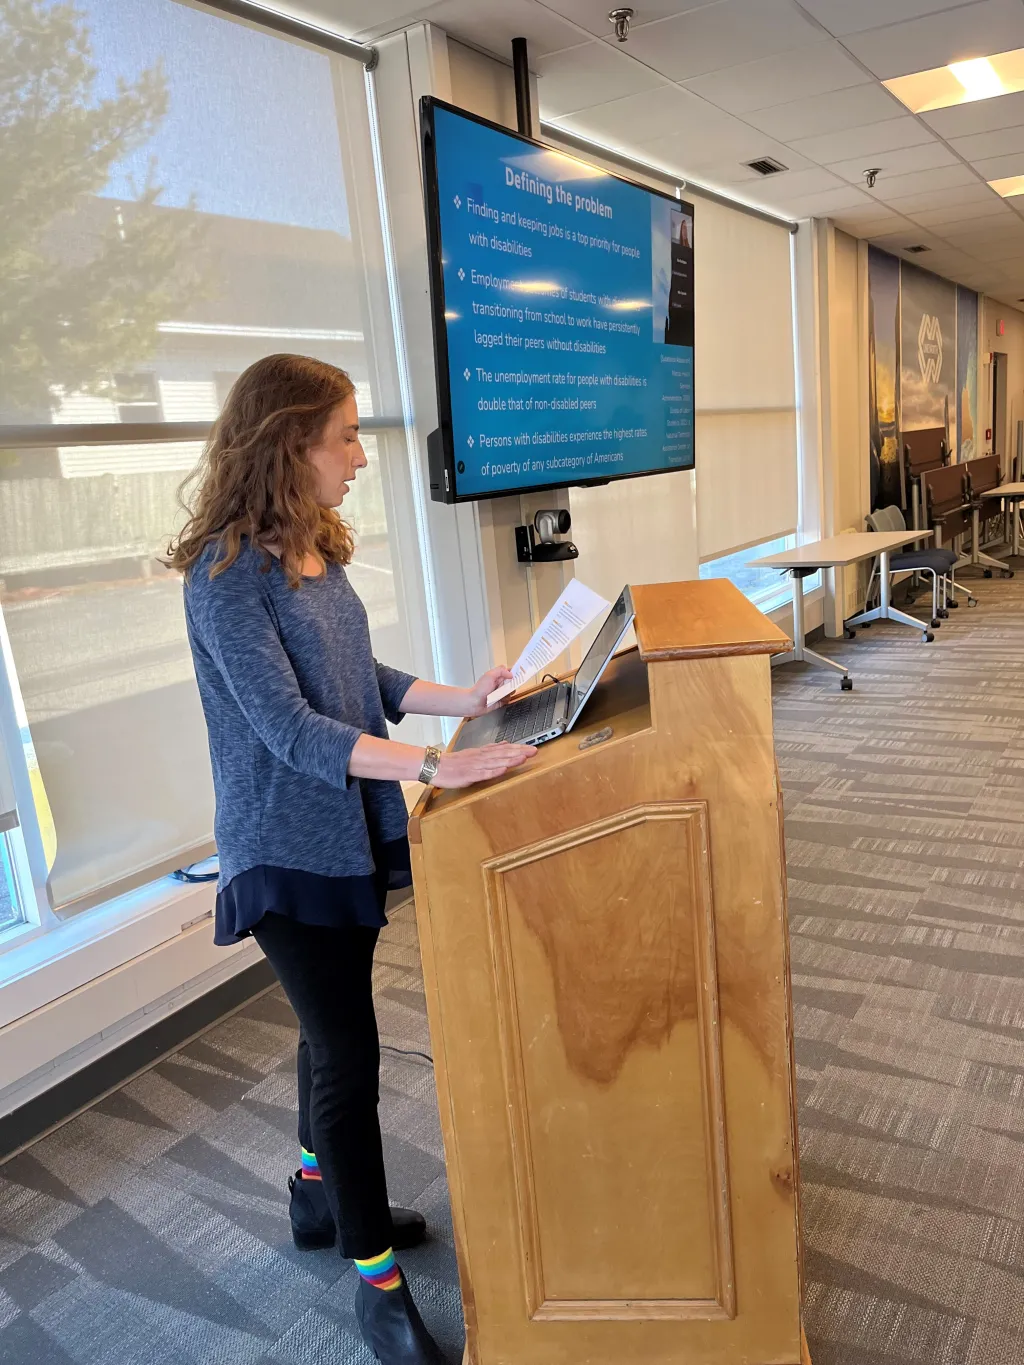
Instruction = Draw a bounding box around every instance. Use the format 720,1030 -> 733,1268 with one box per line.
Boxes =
695,199 -> 797,562
0,2 -> 437,914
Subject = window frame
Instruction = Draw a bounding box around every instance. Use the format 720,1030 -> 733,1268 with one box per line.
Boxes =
0,6 -> 439,951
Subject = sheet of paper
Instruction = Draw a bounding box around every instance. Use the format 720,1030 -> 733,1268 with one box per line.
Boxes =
487,579 -> 610,707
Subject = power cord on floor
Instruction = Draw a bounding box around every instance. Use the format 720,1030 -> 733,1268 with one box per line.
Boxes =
381,1043 -> 434,1067
171,862 -> 219,884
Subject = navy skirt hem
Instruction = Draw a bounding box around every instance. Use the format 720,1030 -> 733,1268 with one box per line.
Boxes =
214,839 -> 412,946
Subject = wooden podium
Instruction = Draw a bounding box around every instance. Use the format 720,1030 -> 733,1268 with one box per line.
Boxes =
409,580 -> 809,1365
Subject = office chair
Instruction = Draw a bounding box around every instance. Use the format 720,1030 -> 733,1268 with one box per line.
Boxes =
865,505 -> 963,626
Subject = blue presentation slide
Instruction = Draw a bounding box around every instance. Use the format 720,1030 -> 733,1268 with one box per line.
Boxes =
432,106 -> 695,499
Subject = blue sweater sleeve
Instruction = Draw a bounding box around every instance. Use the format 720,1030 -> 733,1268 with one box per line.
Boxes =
188,565 -> 362,789
375,660 -> 416,725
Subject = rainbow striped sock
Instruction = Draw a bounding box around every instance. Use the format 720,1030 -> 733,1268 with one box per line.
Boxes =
300,1147 -> 321,1182
354,1247 -> 402,1292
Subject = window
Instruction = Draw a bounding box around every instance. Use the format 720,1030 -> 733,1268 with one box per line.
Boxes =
0,836 -> 25,936
694,201 -> 799,564
114,373 -> 162,424
699,534 -> 819,613
0,0 -> 437,924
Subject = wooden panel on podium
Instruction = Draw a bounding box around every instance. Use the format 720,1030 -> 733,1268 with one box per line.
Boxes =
410,579 -> 807,1365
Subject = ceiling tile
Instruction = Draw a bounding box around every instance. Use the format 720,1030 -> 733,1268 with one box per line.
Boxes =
827,141 -> 959,185
921,89 -> 1024,138
616,0 -> 821,82
903,247 -> 976,267
841,0 -> 1024,82
699,165 -> 849,201
775,185 -> 879,216
538,0 -> 715,39
536,40 -> 667,116
907,201 -> 1016,227
869,163 -> 983,201
682,39 -> 870,115
948,125 -> 1024,165
556,84 -> 697,144
672,146 -> 817,185
793,0 -> 994,38
971,151 -> 1024,180
867,228 -> 948,250
641,120 -> 817,176
833,212 -> 919,236
941,222 -> 1024,245
743,83 -> 905,142
880,181 -> 1006,212
412,0 -> 587,57
565,83 -> 817,176
787,116 -> 937,164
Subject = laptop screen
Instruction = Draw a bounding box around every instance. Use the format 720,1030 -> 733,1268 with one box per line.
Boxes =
570,587 -> 634,716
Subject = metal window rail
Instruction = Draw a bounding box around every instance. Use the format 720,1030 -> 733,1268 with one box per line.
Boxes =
0,417 -> 404,449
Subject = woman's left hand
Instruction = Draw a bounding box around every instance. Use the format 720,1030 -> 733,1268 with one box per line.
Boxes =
464,666 -> 515,717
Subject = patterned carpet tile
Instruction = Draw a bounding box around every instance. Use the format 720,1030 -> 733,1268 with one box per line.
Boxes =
2,575 -> 1024,1359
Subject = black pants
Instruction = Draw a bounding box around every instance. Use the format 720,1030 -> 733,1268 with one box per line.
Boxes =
251,913 -> 392,1260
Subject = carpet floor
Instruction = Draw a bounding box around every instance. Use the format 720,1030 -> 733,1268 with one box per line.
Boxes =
1,573 -> 1024,1363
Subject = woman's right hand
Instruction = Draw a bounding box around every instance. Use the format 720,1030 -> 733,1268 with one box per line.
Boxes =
434,743 -> 535,789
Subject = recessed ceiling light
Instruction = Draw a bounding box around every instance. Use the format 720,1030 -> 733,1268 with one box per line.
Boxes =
947,57 -> 1004,100
989,174 -> 1024,198
884,45 -> 1024,113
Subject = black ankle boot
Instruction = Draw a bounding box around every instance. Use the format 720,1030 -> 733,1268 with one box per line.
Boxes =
288,1172 -> 336,1250
355,1276 -> 448,1364
288,1172 -> 428,1252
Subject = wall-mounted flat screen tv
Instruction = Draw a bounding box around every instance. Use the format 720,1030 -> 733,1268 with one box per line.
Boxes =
421,97 -> 695,504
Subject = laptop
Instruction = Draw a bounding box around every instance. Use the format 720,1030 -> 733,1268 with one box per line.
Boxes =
453,586 -> 635,751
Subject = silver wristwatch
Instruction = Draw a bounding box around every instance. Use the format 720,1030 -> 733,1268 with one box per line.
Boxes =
418,745 -> 443,786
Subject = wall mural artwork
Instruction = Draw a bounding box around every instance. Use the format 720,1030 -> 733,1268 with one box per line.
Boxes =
900,260 -> 956,440
868,246 -> 900,511
956,285 -> 979,463
868,251 -> 978,512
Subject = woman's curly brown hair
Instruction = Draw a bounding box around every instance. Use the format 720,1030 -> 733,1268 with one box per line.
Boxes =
165,354 -> 356,586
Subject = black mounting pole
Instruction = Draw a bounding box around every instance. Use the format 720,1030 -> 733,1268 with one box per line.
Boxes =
512,37 -> 533,137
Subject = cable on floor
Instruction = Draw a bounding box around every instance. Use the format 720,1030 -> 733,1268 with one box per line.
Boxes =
381,1043 -> 434,1066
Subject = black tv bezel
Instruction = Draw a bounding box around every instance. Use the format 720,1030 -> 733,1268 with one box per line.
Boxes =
420,95 -> 695,505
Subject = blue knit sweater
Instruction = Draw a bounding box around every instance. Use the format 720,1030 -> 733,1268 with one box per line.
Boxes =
184,541 -> 416,893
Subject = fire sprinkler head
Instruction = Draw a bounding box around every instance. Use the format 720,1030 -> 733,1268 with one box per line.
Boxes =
609,7 -> 634,42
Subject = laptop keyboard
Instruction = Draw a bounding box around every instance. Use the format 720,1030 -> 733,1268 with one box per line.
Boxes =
496,686 -> 561,743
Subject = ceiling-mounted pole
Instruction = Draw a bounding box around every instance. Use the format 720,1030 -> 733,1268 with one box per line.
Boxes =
512,37 -> 533,137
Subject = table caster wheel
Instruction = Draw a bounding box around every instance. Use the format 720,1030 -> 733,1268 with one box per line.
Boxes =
984,569 -> 993,578
969,596 -> 979,607
937,608 -> 949,618
931,619 -> 941,628
840,677 -> 853,691
923,631 -> 934,642
844,627 -> 856,639
1002,568 -> 1015,578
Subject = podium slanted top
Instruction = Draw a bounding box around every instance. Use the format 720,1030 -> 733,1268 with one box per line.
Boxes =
631,579 -> 792,662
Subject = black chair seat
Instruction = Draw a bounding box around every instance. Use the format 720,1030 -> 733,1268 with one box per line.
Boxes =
889,548 -> 956,572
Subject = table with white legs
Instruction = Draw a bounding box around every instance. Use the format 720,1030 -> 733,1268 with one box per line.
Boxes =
751,530 -> 935,691
982,482 -> 1024,559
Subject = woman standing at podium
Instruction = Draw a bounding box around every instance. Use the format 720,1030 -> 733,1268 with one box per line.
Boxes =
168,354 -> 532,1365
